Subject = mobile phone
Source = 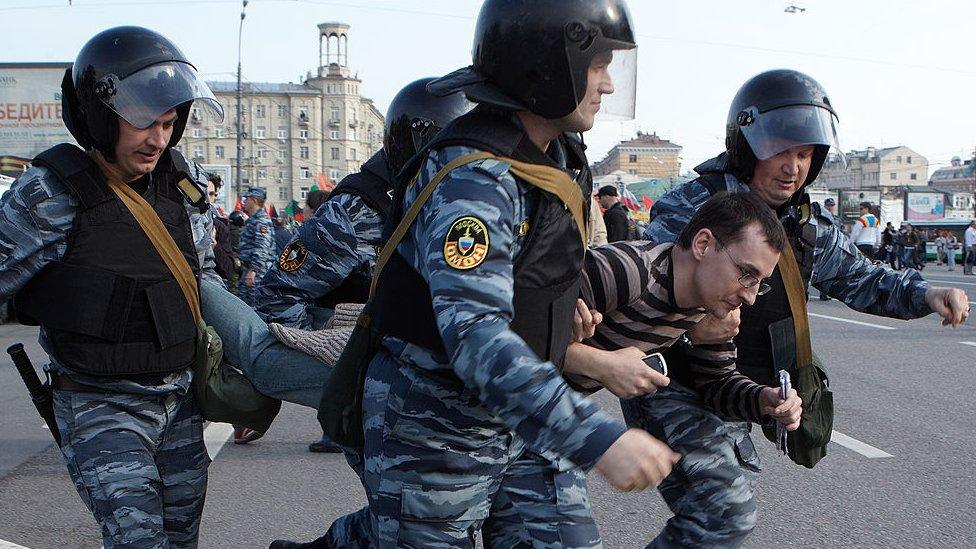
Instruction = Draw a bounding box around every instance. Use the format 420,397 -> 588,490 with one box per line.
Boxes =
642,352 -> 668,376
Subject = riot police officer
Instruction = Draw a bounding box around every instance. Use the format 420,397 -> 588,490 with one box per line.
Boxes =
237,186 -> 275,306
642,69 -> 969,547
332,1 -> 679,546
0,26 -> 223,548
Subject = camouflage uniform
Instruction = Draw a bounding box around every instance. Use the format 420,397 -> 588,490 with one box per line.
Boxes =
254,193 -> 383,329
639,154 -> 932,548
354,146 -> 625,548
236,207 -> 275,306
0,153 -> 216,548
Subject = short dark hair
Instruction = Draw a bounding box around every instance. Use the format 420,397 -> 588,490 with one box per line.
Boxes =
597,185 -> 619,197
676,191 -> 787,252
859,201 -> 872,209
208,172 -> 222,189
305,190 -> 329,213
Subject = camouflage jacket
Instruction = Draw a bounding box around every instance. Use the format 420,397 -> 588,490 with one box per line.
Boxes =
255,193 -> 383,329
0,149 -> 218,394
644,154 -> 931,318
238,207 -> 275,275
382,145 -> 627,471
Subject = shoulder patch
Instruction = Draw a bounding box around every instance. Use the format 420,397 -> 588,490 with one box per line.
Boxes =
444,216 -> 490,270
279,240 -> 309,272
259,225 -> 269,235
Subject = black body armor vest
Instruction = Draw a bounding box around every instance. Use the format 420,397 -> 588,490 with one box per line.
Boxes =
14,144 -> 200,378
313,151 -> 394,309
372,107 -> 591,368
670,169 -> 818,388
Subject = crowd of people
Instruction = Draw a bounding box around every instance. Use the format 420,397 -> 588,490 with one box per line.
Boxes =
0,1 -> 971,548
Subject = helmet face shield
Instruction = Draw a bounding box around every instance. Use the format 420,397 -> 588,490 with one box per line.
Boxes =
595,46 -> 637,121
565,28 -> 637,122
96,61 -> 223,129
740,105 -> 844,167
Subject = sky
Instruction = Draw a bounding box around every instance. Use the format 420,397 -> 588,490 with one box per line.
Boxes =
1,0 -> 974,176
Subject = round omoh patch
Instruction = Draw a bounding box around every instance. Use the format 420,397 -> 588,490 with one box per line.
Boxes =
279,240 -> 309,272
444,216 -> 490,270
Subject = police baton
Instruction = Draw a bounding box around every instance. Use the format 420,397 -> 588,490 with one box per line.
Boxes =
7,343 -> 62,446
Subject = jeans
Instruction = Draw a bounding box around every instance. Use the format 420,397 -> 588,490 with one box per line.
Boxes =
200,279 -> 332,409
947,247 -> 956,269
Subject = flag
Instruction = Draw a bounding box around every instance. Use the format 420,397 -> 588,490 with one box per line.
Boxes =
234,197 -> 243,211
317,172 -> 335,192
268,204 -> 279,217
621,187 -> 641,212
642,195 -> 653,211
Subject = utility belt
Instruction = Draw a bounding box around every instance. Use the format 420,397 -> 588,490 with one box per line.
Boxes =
50,372 -> 170,393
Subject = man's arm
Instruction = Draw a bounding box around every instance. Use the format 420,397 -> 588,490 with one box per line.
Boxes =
563,342 -> 669,399
642,180 -> 712,243
411,152 -> 626,471
0,169 -> 75,303
605,208 -> 628,242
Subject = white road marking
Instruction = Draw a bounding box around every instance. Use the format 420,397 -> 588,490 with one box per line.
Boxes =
925,278 -> 976,287
830,430 -> 893,458
959,341 -> 976,348
0,540 -> 31,548
203,422 -> 235,460
808,313 -> 897,330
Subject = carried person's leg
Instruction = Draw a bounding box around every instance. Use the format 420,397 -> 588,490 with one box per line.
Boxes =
620,383 -> 759,549
200,279 -> 332,408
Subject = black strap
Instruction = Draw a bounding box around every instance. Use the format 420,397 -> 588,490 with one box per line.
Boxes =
32,144 -> 114,210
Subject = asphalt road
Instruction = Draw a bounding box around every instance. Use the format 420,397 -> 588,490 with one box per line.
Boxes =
1,265 -> 974,548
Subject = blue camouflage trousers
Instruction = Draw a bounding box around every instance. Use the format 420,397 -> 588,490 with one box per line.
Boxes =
620,381 -> 760,549
53,388 -> 210,549
360,348 -> 601,548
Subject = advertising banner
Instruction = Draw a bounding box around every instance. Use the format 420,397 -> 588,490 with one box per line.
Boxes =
0,64 -> 73,159
838,189 -> 882,222
905,191 -> 945,221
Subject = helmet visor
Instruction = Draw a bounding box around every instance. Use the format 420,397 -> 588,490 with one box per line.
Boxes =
595,46 -> 638,121
741,105 -> 844,167
97,61 -> 224,129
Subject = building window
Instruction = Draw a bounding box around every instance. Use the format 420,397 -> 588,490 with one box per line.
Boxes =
299,129 -> 309,140
300,186 -> 310,199
629,154 -> 638,163
277,105 -> 287,117
256,127 -> 266,139
257,169 -> 267,180
330,130 -> 339,140
191,106 -> 201,120
301,167 -> 310,179
896,155 -> 902,163
907,156 -> 912,164
215,145 -> 225,159
192,145 -> 203,158
889,172 -> 897,180
349,128 -> 356,141
278,170 -> 286,180
277,129 -> 287,140
257,147 -> 268,159
349,148 -> 357,161
329,169 -> 339,181
192,128 -> 201,138
277,150 -> 285,161
255,104 -> 266,118
215,127 -> 225,138
300,145 -> 309,159
298,107 -> 309,123
331,106 -> 340,121
279,187 -> 288,200
331,147 -> 340,160
910,173 -> 917,181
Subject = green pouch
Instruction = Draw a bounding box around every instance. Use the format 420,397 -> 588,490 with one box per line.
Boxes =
762,351 -> 833,468
191,320 -> 282,433
316,305 -> 379,449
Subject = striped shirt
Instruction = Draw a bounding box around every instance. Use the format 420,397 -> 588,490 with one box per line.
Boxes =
578,241 -> 765,423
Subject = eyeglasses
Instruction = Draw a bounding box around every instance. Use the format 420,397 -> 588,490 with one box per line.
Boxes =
714,237 -> 772,296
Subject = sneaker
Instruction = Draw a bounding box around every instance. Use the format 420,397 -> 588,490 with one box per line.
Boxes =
308,439 -> 343,453
233,425 -> 264,444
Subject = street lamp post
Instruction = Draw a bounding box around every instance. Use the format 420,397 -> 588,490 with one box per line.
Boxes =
235,0 -> 248,200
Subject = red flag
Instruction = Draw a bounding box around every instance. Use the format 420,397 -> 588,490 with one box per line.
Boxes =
642,195 -> 653,211
318,172 -> 335,192
294,210 -> 304,223
234,197 -> 243,211
268,204 -> 279,217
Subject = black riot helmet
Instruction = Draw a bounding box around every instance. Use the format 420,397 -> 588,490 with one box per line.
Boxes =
725,69 -> 843,187
61,26 -> 223,160
429,0 -> 638,121
384,78 -> 473,176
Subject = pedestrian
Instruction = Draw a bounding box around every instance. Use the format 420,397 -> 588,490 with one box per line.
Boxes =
0,26 -> 223,548
598,184 -> 630,242
881,222 -> 897,266
819,197 -> 842,300
643,68 -> 969,547
272,217 -> 292,255
964,220 -> 976,275
236,186 -> 275,307
850,201 -> 881,258
588,194 -> 609,246
902,223 -> 921,270
326,2 -> 671,546
209,173 -> 235,284
946,230 -> 958,271
935,231 -> 947,266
